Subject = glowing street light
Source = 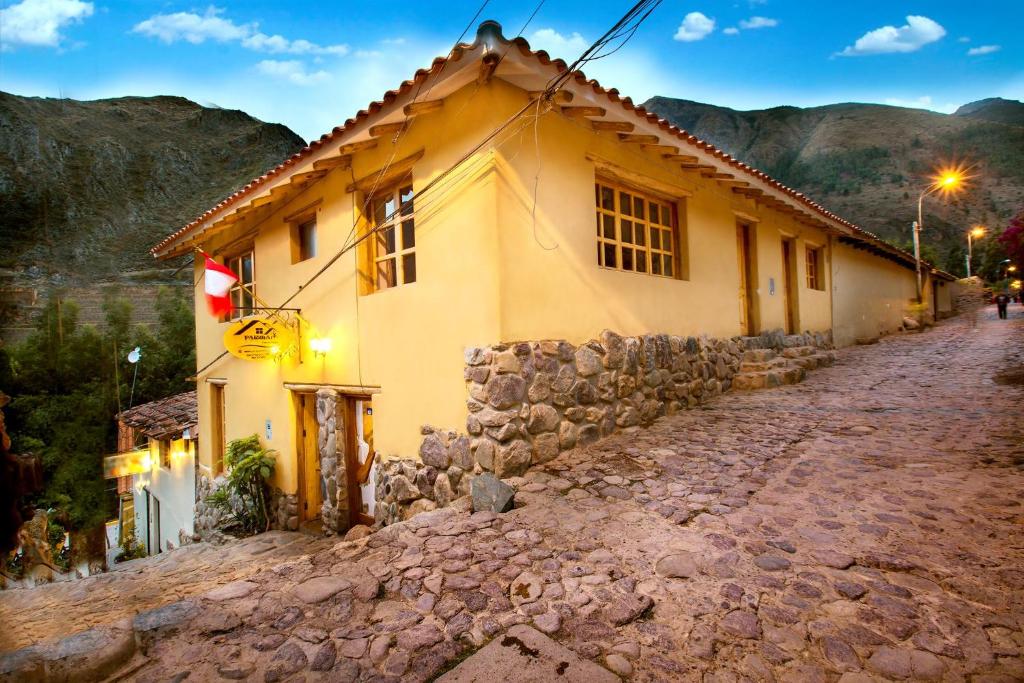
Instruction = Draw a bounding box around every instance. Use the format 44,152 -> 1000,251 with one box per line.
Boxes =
966,225 -> 986,278
913,165 -> 969,302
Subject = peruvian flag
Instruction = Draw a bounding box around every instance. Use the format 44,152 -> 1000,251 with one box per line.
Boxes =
203,255 -> 239,317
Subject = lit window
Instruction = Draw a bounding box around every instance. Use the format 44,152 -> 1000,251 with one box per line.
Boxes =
806,246 -> 824,290
595,181 -> 679,278
296,219 -> 317,262
227,251 -> 255,319
370,184 -> 416,290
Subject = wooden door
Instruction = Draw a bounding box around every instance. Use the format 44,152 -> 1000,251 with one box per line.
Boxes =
737,224 -> 756,335
295,393 -> 322,523
782,239 -> 798,334
210,384 -> 225,475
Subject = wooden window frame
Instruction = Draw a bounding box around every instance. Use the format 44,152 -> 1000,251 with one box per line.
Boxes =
595,178 -> 683,280
210,383 -> 226,476
225,249 -> 256,321
361,179 -> 417,294
805,245 -> 824,291
292,216 -> 318,263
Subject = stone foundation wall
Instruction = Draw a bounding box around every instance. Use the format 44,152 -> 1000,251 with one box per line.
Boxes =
316,389 -> 348,534
373,328 -> 832,525
193,473 -> 299,538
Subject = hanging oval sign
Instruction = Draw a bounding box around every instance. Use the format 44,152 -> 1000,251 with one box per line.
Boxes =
223,317 -> 295,361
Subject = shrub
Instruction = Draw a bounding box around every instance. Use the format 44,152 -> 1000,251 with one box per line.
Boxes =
115,529 -> 147,563
207,435 -> 277,535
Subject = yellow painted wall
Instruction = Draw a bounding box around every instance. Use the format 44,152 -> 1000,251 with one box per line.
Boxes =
195,84 -> 504,491
191,78 -> 844,497
490,79 -> 832,343
831,242 -> 923,346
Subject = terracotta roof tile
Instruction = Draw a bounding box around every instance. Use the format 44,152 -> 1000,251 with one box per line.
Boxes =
119,391 -> 197,441
151,21 -> 950,278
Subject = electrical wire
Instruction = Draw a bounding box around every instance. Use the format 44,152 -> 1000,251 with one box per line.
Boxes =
191,1 -> 666,378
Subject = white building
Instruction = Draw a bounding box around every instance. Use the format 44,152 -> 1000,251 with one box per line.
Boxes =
106,392 -> 197,556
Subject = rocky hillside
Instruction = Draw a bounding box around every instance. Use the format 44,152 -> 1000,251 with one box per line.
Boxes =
644,96 -> 1024,274
0,92 -> 305,340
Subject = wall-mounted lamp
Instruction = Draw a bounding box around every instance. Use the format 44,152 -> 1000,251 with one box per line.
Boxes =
310,337 -> 332,358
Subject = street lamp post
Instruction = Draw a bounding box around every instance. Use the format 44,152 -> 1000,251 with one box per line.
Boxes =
966,226 -> 985,278
914,171 -> 964,303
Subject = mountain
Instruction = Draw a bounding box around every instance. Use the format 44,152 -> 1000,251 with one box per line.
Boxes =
644,96 -> 1024,275
953,98 -> 1024,127
0,92 -> 306,341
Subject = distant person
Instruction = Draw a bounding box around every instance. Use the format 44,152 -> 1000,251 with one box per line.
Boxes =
995,293 -> 1010,319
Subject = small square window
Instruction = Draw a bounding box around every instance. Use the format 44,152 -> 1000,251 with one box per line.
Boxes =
594,180 -> 681,280
367,183 -> 416,292
296,219 -> 317,261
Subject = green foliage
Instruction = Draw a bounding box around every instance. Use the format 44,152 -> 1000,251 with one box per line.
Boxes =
774,147 -> 893,196
207,435 -> 277,535
114,529 -> 147,563
46,519 -> 71,571
4,287 -> 195,534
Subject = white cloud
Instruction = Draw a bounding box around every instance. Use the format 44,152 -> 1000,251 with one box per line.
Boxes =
133,7 -> 348,55
132,7 -> 250,44
0,0 -> 93,50
723,27 -> 740,36
882,95 -> 957,114
242,33 -> 348,56
674,12 -> 715,42
958,36 -> 970,43
967,45 -> 1000,56
527,28 -> 588,58
255,59 -> 329,86
838,15 -> 946,57
739,16 -> 778,30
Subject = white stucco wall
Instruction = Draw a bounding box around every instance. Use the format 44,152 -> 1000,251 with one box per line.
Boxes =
132,438 -> 196,554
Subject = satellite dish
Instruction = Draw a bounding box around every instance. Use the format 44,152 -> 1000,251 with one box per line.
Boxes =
127,347 -> 141,364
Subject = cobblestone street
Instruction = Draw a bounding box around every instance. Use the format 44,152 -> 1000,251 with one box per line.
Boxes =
3,308 -> 1023,682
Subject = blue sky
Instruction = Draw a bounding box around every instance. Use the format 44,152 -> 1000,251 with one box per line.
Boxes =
1,0 -> 1021,140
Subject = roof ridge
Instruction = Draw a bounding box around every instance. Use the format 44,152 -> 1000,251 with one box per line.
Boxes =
151,21 -> 949,278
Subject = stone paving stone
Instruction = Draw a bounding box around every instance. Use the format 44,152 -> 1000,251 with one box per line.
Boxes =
436,624 -> 619,683
2,309 -> 1023,682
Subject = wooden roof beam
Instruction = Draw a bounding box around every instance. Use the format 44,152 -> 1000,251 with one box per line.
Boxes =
591,120 -> 634,133
338,139 -> 378,155
618,133 -> 659,144
664,154 -> 700,164
642,144 -> 680,155
477,53 -> 499,85
561,106 -> 607,119
403,99 -> 443,117
528,90 -> 573,105
313,155 -> 351,172
368,122 -> 406,138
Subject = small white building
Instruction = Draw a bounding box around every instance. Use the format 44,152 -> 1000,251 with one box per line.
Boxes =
105,392 -> 198,556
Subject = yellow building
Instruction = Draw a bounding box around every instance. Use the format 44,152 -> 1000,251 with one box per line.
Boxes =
152,22 -> 951,533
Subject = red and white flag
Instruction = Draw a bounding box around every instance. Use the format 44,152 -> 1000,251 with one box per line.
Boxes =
203,255 -> 238,317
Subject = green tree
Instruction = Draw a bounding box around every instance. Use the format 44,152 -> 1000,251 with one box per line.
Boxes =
4,287 -> 195,534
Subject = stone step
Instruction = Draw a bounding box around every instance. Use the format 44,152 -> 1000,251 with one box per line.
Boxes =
781,346 -> 816,359
742,348 -> 778,363
731,366 -> 807,391
739,357 -> 788,373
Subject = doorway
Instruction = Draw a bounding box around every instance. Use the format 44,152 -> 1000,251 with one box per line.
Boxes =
295,392 -> 322,524
736,223 -> 757,335
781,238 -> 799,334
347,397 -> 376,527
147,492 -> 161,555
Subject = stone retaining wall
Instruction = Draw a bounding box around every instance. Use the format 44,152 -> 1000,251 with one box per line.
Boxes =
193,473 -> 299,539
374,328 -> 831,524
